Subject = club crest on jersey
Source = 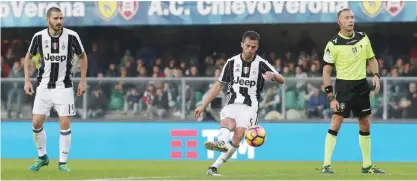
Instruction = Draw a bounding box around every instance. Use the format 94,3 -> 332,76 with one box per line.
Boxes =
96,1 -> 118,21
243,67 -> 250,74
252,70 -> 257,75
61,41 -> 66,50
384,1 -> 404,17
360,0 -> 383,18
52,42 -> 58,50
119,1 -> 139,20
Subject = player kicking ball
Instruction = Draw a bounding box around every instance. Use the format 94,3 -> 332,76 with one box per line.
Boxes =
24,7 -> 88,172
194,31 -> 284,176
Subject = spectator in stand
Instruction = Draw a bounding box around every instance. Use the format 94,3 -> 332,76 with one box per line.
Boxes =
105,64 -> 119,77
204,56 -> 215,77
259,87 -> 280,116
179,61 -> 188,76
1,56 -> 11,108
164,59 -> 177,77
142,83 -> 156,118
153,88 -> 170,118
120,67 -> 128,78
274,58 -> 282,73
151,65 -> 165,78
405,83 -> 417,118
154,58 -> 164,72
306,87 -> 326,118
214,56 -> 226,70
369,90 -> 382,118
124,59 -> 136,77
7,61 -> 24,118
137,66 -> 147,77
87,87 -> 108,118
108,83 -> 124,111
124,88 -> 141,115
308,63 -> 320,77
1,56 -> 11,78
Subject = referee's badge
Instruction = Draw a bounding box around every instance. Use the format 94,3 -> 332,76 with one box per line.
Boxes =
339,102 -> 345,112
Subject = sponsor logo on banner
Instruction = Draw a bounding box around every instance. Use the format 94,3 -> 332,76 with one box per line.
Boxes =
96,1 -> 118,21
170,129 -> 198,159
383,1 -> 405,17
119,1 -> 139,20
360,0 -> 383,18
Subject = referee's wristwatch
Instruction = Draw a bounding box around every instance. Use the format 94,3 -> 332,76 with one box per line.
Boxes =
373,73 -> 380,78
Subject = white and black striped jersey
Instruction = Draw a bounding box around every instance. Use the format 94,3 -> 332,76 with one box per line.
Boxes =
28,28 -> 85,89
218,54 -> 279,108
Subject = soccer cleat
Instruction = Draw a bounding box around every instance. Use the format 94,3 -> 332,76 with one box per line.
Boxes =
321,165 -> 335,174
29,155 -> 49,171
204,140 -> 228,152
58,163 -> 71,172
362,164 -> 385,174
207,167 -> 222,176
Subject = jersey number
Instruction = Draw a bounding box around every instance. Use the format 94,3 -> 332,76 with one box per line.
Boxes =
68,104 -> 75,115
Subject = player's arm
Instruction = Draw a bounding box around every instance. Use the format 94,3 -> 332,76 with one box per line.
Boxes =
365,34 -> 381,92
322,42 -> 336,100
260,61 -> 284,84
24,35 -> 39,82
72,33 -> 87,82
200,61 -> 232,109
365,35 -> 379,77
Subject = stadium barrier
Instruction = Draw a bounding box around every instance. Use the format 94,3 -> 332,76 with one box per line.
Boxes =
2,77 -> 416,121
2,122 -> 416,161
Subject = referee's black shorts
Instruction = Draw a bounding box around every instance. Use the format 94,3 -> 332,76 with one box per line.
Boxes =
334,78 -> 371,118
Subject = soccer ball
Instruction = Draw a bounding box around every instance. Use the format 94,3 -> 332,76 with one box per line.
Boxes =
244,126 -> 266,147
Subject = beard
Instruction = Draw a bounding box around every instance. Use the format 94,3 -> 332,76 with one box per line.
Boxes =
49,23 -> 62,31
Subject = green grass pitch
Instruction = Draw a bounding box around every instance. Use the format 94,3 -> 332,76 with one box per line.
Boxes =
2,159 -> 417,180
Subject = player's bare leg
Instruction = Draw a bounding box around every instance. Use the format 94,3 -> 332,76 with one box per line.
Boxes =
206,118 -> 242,176
358,115 -> 385,174
29,114 -> 49,171
58,116 -> 72,172
321,114 -> 344,174
204,118 -> 236,152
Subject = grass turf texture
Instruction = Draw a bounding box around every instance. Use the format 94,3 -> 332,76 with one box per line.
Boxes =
2,159 -> 417,180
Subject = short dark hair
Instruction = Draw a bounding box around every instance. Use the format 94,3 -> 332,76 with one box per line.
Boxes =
242,31 -> 260,42
47,7 -> 62,17
337,8 -> 351,18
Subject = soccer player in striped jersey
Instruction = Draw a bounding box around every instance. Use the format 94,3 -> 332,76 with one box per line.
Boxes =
194,31 -> 284,176
23,7 -> 88,172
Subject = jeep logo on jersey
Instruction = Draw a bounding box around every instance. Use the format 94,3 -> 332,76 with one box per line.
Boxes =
234,77 -> 256,87
44,54 -> 66,62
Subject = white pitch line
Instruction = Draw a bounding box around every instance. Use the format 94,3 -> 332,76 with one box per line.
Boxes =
88,173 -> 417,180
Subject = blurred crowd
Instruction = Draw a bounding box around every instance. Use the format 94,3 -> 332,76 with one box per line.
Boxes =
1,30 -> 417,120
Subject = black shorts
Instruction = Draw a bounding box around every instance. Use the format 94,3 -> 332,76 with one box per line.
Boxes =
334,78 -> 371,118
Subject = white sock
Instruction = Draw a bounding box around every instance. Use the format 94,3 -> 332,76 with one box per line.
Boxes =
59,129 -> 72,164
211,144 -> 238,168
33,127 -> 47,157
218,128 -> 231,143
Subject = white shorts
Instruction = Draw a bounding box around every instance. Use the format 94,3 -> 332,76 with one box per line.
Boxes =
220,103 -> 258,128
32,87 -> 76,117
